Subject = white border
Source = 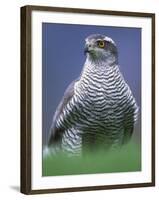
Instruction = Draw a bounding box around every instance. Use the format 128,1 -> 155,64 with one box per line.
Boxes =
31,10 -> 152,190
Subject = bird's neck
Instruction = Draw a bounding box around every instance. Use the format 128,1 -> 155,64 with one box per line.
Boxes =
75,57 -> 122,93
87,54 -> 118,67
82,57 -> 119,76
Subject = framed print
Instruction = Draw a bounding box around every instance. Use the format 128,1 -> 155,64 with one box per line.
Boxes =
20,5 -> 155,194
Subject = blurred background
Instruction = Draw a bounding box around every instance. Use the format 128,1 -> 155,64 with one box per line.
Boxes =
42,23 -> 141,147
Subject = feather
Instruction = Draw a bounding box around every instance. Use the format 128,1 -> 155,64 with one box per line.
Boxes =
48,78 -> 79,147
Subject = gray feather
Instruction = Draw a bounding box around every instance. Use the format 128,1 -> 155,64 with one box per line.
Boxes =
48,78 -> 78,146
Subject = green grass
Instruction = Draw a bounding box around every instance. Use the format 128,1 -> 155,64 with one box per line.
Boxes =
42,141 -> 141,176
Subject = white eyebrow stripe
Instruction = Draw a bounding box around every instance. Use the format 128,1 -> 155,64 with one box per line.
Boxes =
104,36 -> 116,45
85,36 -> 116,46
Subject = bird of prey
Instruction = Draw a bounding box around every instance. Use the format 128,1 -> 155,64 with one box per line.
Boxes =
47,34 -> 138,156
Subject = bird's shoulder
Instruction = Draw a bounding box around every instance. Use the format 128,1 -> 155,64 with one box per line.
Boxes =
48,78 -> 79,146
55,78 -> 79,120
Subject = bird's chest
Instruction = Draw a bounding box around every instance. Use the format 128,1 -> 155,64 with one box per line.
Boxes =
76,79 -> 123,124
82,77 -> 119,105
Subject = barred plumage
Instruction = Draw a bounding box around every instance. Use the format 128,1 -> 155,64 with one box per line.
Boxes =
47,34 -> 138,156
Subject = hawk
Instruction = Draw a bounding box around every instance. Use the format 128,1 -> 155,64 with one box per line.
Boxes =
46,34 -> 138,156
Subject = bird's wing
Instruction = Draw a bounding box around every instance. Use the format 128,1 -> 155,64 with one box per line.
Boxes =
48,78 -> 79,146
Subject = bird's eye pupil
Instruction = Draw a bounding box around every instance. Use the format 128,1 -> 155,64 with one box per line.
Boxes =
98,40 -> 105,48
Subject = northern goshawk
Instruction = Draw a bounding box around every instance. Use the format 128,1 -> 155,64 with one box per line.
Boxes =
46,34 -> 138,156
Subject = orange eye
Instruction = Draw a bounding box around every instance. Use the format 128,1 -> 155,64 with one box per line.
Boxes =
98,40 -> 105,48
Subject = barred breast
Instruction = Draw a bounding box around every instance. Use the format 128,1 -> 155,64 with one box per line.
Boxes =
57,62 -> 138,154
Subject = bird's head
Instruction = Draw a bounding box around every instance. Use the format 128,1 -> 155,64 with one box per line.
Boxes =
84,34 -> 118,65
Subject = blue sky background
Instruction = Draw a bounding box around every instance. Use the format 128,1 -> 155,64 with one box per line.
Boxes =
42,23 -> 141,145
